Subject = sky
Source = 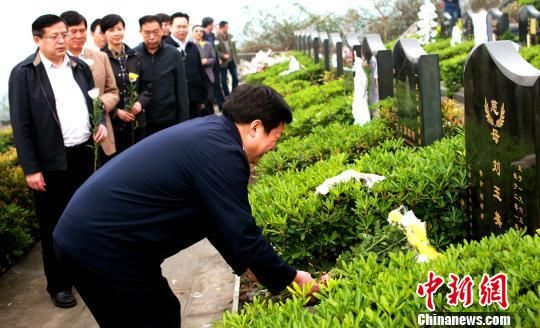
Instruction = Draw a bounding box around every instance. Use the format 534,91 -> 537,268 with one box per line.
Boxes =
0,0 -> 366,100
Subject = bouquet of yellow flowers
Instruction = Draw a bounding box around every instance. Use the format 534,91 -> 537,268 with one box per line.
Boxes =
387,206 -> 441,263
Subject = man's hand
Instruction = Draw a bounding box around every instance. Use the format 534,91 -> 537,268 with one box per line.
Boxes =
26,172 -> 46,191
201,58 -> 208,65
223,54 -> 230,60
93,124 -> 108,143
116,109 -> 135,122
130,102 -> 143,115
291,270 -> 319,296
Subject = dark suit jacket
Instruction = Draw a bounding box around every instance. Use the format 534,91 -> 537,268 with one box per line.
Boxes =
163,36 -> 208,105
9,51 -> 101,175
54,115 -> 297,293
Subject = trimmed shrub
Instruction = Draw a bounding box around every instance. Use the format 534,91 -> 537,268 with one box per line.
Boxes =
252,134 -> 467,269
284,96 -> 353,139
0,129 -> 13,153
284,79 -> 346,111
256,119 -> 392,177
0,146 -> 38,274
218,229 -> 539,328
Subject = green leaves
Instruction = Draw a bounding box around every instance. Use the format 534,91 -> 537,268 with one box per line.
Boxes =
218,230 -> 540,327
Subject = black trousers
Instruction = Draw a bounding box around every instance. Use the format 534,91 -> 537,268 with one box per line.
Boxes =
34,140 -> 93,295
55,243 -> 181,328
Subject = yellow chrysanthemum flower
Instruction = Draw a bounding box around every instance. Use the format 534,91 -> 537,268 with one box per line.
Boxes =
128,72 -> 139,83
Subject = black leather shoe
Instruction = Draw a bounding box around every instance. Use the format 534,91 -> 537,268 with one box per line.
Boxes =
51,291 -> 77,308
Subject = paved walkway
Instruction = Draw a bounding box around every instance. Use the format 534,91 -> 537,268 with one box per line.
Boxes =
0,239 -> 236,328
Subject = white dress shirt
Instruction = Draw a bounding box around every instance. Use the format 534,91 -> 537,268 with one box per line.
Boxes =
40,53 -> 91,147
171,35 -> 186,53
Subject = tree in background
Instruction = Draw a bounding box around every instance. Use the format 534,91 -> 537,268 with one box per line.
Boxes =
238,1 -> 430,52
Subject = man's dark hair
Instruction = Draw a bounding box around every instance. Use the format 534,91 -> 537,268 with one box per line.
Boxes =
155,13 -> 171,24
138,15 -> 161,29
219,21 -> 228,29
32,14 -> 65,37
223,84 -> 292,132
170,12 -> 190,24
201,17 -> 214,28
100,14 -> 125,33
60,10 -> 87,28
90,18 -> 102,33
192,24 -> 202,31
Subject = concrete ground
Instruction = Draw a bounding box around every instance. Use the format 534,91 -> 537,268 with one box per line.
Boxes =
0,239 -> 236,328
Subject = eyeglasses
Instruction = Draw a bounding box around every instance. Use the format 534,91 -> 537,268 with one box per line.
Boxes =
41,33 -> 68,41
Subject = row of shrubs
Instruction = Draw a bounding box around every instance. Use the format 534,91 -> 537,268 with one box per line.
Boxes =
219,229 -> 540,327
0,129 -> 38,275
257,119 -> 392,176
252,133 -> 467,270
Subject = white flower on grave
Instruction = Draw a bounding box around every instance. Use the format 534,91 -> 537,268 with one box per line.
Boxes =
87,88 -> 100,100
416,0 -> 438,45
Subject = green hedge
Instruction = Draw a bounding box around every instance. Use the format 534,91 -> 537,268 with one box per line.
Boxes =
218,229 -> 540,327
440,53 -> 468,95
245,52 -> 323,86
284,79 -> 345,111
429,41 -> 474,61
252,134 -> 467,269
284,96 -> 353,139
0,146 -> 38,274
0,129 -> 13,153
520,45 -> 540,70
256,119 -> 392,177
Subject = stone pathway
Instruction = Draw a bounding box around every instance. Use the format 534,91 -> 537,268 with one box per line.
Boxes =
0,239 -> 236,328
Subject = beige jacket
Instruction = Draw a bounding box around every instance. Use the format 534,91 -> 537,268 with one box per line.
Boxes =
81,48 -> 119,155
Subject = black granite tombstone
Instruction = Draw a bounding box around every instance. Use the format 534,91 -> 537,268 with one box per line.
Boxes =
464,41 -> 540,238
462,10 -> 475,41
519,5 -> 540,47
312,31 -> 320,64
362,34 -> 393,104
441,12 -> 456,38
392,38 -> 442,146
307,35 -> 312,57
487,8 -> 509,41
319,32 -> 330,71
294,31 -> 299,51
302,33 -> 308,55
330,32 -> 344,76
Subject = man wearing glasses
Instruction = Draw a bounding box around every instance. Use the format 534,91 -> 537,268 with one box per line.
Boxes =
8,14 -> 107,308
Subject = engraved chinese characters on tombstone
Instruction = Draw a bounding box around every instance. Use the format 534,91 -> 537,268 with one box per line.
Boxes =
362,34 -> 393,104
319,32 -> 330,71
487,8 -> 509,41
464,41 -> 540,237
330,32 -> 344,76
519,5 -> 540,47
393,38 -> 442,146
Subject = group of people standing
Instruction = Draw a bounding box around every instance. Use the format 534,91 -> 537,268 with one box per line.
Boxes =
8,10 -> 239,309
